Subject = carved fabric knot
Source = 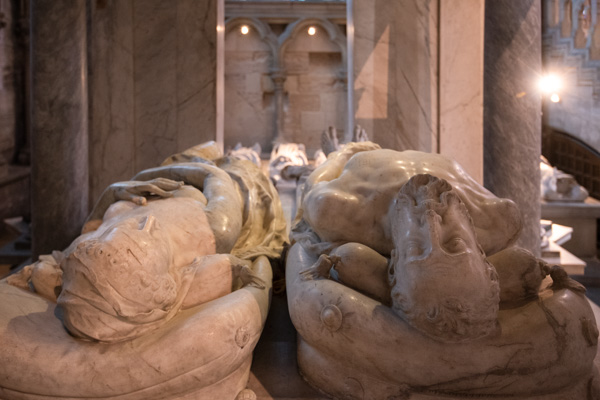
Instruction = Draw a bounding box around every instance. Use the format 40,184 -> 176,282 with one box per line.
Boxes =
321,304 -> 343,332
235,326 -> 250,348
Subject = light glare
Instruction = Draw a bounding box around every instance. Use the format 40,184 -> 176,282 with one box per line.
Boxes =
539,74 -> 561,94
308,26 -> 316,36
241,25 -> 249,35
550,93 -> 560,103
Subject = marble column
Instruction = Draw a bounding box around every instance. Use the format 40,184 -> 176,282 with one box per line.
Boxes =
30,0 -> 88,257
484,0 -> 542,255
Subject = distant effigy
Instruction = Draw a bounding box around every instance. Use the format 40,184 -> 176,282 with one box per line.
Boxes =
1,141 -> 287,400
314,125 -> 370,167
287,142 -> 599,399
541,156 -> 589,202
227,142 -> 262,168
268,142 -> 309,184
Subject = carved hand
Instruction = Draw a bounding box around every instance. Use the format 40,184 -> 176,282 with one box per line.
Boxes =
112,178 -> 184,205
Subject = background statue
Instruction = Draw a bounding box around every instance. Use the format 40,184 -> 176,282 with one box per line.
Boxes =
227,142 -> 262,167
540,155 -> 589,202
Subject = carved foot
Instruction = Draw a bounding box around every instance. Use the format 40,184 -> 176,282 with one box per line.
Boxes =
6,264 -> 33,291
300,254 -> 340,280
239,264 -> 266,289
549,264 -> 586,294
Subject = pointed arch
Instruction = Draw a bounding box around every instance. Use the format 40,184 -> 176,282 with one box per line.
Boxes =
278,18 -> 347,71
225,17 -> 278,69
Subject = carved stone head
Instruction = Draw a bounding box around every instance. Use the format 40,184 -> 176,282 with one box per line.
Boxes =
388,174 -> 500,343
58,215 -> 178,341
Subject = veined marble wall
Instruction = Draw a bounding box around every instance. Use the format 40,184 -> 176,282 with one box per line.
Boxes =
0,0 -> 15,166
439,0 -> 485,184
353,0 -> 438,152
89,0 -> 217,203
89,0 -> 134,205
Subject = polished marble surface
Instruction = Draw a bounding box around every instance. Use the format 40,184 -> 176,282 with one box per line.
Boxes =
249,177 -> 600,400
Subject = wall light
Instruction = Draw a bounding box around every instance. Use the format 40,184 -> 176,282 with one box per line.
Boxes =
308,26 -> 316,36
240,25 -> 249,35
550,93 -> 561,103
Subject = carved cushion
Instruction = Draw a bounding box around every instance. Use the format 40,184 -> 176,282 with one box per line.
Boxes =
286,243 -> 599,399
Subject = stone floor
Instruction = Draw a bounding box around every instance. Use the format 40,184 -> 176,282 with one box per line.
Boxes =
247,292 -> 328,400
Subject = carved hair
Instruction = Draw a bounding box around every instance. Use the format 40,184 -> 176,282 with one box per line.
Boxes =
392,174 -> 472,236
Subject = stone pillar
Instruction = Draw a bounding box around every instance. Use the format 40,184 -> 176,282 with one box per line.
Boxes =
271,69 -> 286,144
484,0 -> 541,255
30,0 -> 88,257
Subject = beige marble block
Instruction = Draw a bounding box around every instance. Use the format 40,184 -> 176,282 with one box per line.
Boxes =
439,0 -> 484,184
353,0 -> 437,152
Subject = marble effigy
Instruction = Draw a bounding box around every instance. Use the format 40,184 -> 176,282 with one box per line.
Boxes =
268,142 -> 309,184
540,156 -> 589,202
0,142 -> 287,399
227,142 -> 263,168
287,142 -> 599,399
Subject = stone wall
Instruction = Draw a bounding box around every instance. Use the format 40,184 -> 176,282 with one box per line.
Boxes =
89,0 -> 217,203
224,17 -> 346,157
282,31 -> 346,156
225,23 -> 275,153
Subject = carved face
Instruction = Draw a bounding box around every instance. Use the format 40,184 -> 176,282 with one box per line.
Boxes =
61,214 -> 177,314
555,174 -> 577,194
389,174 -> 500,343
